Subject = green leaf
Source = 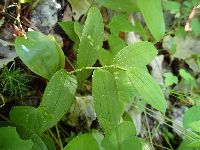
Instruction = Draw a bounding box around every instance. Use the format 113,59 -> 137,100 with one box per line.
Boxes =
92,69 -> 135,133
113,70 -> 136,104
99,35 -> 126,66
0,126 -> 33,150
15,31 -> 65,80
68,0 -> 93,20
191,18 -> 200,36
16,127 -> 55,150
92,69 -> 124,133
114,41 -> 157,68
10,106 -> 51,135
126,68 -> 166,112
40,70 -> 77,121
63,133 -> 99,150
132,22 -> 149,41
91,130 -> 104,150
30,134 -> 49,150
99,48 -> 114,66
183,106 -> 200,132
108,34 -> 127,55
137,0 -> 165,42
59,21 -> 80,45
97,0 -> 139,12
74,21 -> 83,39
179,69 -> 197,87
178,139 -> 195,150
77,6 -> 104,85
40,134 -> 56,150
164,72 -> 178,86
10,70 -> 77,134
163,1 -> 180,13
102,121 -> 142,150
109,14 -> 134,35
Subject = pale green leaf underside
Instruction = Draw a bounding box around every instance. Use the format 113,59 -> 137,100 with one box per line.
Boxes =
63,133 -> 99,150
102,121 -> 142,150
114,41 -> 158,68
0,127 -> 33,150
10,70 -> 77,134
15,31 -> 65,80
137,0 -> 165,42
77,6 -> 104,84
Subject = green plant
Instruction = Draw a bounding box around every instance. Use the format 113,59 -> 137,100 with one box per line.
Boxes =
0,65 -> 30,98
1,0 -> 170,149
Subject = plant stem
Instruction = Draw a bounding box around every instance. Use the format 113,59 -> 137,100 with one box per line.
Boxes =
65,56 -> 75,70
144,111 -> 152,143
55,124 -> 63,149
68,65 -> 125,74
48,129 -> 60,145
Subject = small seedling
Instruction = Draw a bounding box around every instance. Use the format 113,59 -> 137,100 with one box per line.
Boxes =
0,65 -> 30,98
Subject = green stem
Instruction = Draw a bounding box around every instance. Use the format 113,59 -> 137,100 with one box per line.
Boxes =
55,125 -> 63,149
48,129 -> 60,145
68,65 -> 125,74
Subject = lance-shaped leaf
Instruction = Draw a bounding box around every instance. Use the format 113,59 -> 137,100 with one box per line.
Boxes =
109,14 -> 134,35
102,121 -> 142,149
77,6 -> 104,84
126,68 -> 166,112
0,127 -> 33,150
59,21 -> 80,45
97,0 -> 139,12
137,0 -> 165,42
10,70 -> 77,134
15,31 -> 65,80
114,41 -> 157,68
63,133 -> 99,150
108,34 -> 126,55
99,48 -> 114,66
92,69 -> 135,133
